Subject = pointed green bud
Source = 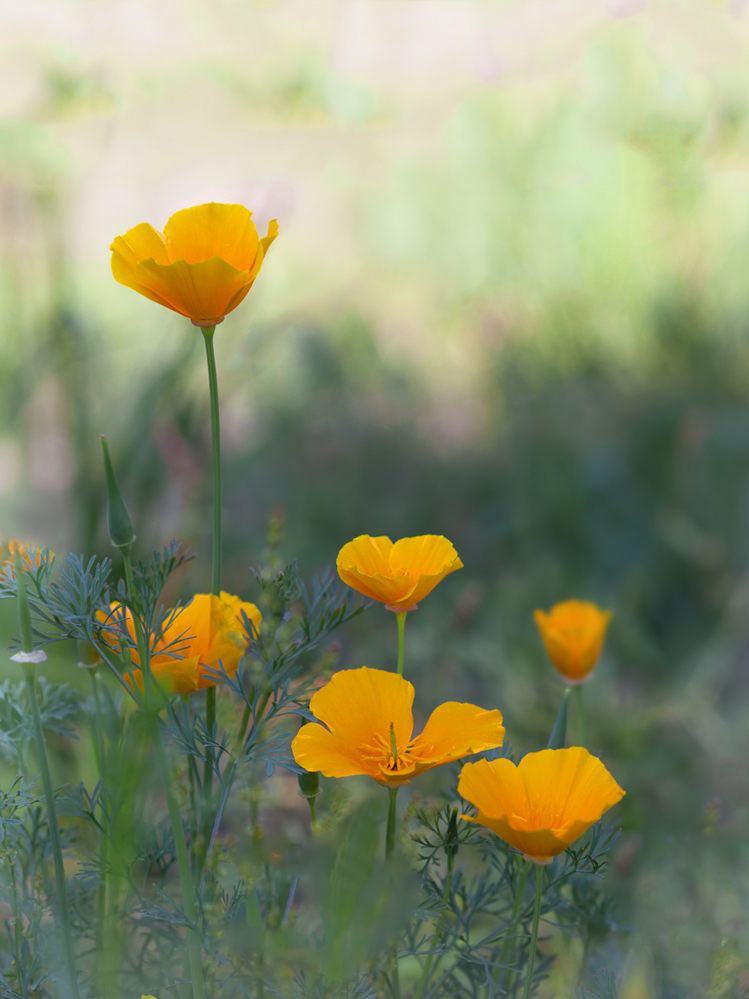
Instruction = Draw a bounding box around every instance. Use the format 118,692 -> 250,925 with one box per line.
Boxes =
547,687 -> 571,750
101,436 -> 135,548
445,806 -> 460,859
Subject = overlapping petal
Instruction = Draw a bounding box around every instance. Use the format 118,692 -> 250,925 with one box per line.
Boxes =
534,600 -> 612,683
99,593 -> 248,696
291,666 -> 504,786
111,203 -> 278,324
458,748 -> 625,862
336,535 -> 463,610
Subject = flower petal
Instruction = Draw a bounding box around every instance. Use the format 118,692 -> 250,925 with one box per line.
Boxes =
410,702 -> 504,767
306,666 -> 414,763
390,535 -> 462,578
458,757 -> 528,820
163,203 -> 260,269
220,591 -> 262,639
517,747 -> 625,829
132,256 -> 251,322
292,722 -> 379,779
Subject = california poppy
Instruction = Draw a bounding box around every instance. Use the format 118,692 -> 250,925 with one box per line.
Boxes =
101,592 -> 257,695
111,202 -> 278,326
458,747 -> 624,864
291,666 -> 504,786
336,535 -> 463,611
534,600 -> 612,684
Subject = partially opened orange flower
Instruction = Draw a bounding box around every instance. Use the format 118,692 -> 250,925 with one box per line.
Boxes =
336,535 -> 463,611
100,593 -> 251,695
534,600 -> 612,684
111,203 -> 278,326
458,747 -> 625,864
291,666 -> 504,786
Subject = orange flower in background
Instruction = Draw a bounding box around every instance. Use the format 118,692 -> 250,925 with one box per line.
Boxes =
101,593 -> 249,695
291,666 -> 504,786
458,747 -> 625,864
534,600 -> 612,684
1,540 -> 50,575
111,203 -> 279,326
336,535 -> 463,611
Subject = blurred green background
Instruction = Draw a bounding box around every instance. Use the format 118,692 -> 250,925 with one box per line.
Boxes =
4,0 -> 749,995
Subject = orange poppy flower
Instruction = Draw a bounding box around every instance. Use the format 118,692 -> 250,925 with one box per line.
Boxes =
219,590 -> 262,640
1,540 -> 49,576
291,666 -> 504,786
336,535 -> 463,611
100,592 -> 257,695
111,202 -> 278,326
534,600 -> 612,684
458,747 -> 625,864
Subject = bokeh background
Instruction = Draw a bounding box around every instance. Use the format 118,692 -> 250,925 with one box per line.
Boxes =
4,0 -> 749,995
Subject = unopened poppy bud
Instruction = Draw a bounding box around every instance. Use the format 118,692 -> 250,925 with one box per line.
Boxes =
101,437 -> 135,549
297,769 -> 320,800
445,806 -> 460,859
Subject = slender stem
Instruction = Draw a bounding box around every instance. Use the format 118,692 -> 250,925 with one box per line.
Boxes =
574,685 -> 587,748
522,864 -> 544,999
122,546 -> 206,999
308,795 -> 318,832
202,327 -> 221,867
15,557 -> 79,999
24,665 -> 80,999
202,326 -> 222,596
89,669 -> 107,989
153,719 -> 206,999
395,612 -> 407,676
501,861 -> 530,994
386,787 -> 399,858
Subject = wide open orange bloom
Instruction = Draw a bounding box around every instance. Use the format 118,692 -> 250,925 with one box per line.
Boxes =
336,535 -> 463,611
534,600 -> 612,684
101,592 -> 259,695
458,747 -> 625,864
291,666 -> 504,786
111,203 -> 278,326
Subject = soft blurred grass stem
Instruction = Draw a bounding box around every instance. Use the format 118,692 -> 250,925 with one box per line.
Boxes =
16,554 -> 80,999
575,685 -> 587,748
522,864 -> 544,999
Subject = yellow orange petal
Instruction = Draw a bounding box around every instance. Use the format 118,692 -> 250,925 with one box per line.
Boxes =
133,257 -> 251,323
534,601 -> 612,683
162,203 -> 260,269
390,535 -> 462,577
307,667 -> 414,758
410,702 -> 504,766
517,747 -> 625,829
291,722 -> 378,779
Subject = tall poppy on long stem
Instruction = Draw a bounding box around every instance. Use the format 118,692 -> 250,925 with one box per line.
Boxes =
336,535 -> 463,675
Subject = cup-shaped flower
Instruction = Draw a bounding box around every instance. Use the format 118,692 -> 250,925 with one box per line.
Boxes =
291,666 -> 504,786
100,592 -> 258,695
336,535 -> 463,611
111,203 -> 278,326
458,747 -> 625,864
534,600 -> 612,684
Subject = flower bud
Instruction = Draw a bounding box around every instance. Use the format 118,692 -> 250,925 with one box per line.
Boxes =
101,437 -> 135,549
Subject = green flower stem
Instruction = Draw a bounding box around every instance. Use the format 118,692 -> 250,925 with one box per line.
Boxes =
202,326 -> 221,862
522,863 -> 544,999
395,611 -> 407,676
122,547 -> 206,999
500,861 -> 530,994
574,685 -> 587,748
202,326 -> 222,596
15,556 -> 79,999
385,786 -> 399,858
